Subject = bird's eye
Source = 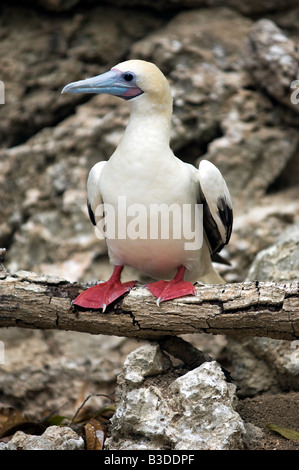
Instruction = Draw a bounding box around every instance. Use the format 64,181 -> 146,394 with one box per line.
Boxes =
123,72 -> 135,82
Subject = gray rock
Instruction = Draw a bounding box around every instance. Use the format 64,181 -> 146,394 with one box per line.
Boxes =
247,223 -> 299,282
121,343 -> 172,385
227,335 -> 299,397
105,343 -> 245,450
243,422 -> 264,449
227,224 -> 299,397
0,4 -> 162,149
226,187 -> 299,282
0,426 -> 84,450
168,362 -> 245,450
0,327 -> 144,418
245,19 -> 299,111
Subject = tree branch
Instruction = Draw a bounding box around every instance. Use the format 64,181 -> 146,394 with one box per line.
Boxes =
0,270 -> 298,341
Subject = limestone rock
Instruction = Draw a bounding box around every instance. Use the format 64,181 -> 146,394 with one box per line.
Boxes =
245,19 -> 299,111
228,336 -> 299,397
225,187 -> 299,282
121,343 -> 172,385
243,422 -> 264,449
132,8 -> 252,73
227,224 -> 299,397
105,343 -> 245,450
202,97 -> 298,203
0,426 -> 84,450
0,4 -> 162,149
0,327 -> 144,418
247,223 -> 299,282
168,362 -> 245,450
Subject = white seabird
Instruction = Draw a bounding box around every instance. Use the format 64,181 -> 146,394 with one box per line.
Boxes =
62,60 -> 233,310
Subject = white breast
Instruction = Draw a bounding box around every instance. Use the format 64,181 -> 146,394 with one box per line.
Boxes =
98,148 -> 208,280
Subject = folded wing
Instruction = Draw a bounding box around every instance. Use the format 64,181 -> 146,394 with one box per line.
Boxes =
197,159 -> 233,259
87,161 -> 106,228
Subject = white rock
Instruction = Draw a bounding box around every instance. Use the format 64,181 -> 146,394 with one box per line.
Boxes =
168,362 -> 245,450
106,345 -> 245,450
0,426 -> 84,451
121,343 -> 172,385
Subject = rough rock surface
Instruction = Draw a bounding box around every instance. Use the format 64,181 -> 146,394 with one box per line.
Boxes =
247,223 -> 299,282
0,328 -> 145,418
225,188 -> 299,282
0,4 -> 162,149
0,426 -> 84,450
245,19 -> 299,111
121,343 -> 172,385
105,343 -> 246,450
227,224 -> 299,397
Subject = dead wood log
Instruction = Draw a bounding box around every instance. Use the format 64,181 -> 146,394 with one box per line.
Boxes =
0,270 -> 298,341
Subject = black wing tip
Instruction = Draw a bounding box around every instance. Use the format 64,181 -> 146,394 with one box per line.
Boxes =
87,200 -> 96,226
212,253 -> 232,266
217,196 -> 233,245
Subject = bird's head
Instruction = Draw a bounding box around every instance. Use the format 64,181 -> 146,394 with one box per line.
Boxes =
62,60 -> 172,116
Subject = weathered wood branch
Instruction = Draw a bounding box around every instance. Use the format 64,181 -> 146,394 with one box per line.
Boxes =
0,270 -> 298,341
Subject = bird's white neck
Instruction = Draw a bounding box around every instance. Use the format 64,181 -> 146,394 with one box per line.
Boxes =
122,113 -> 170,153
116,93 -> 173,159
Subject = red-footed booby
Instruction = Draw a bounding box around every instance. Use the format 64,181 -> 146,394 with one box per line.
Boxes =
62,60 -> 233,310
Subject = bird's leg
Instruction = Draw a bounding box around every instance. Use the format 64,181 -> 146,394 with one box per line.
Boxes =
146,265 -> 196,306
72,265 -> 136,311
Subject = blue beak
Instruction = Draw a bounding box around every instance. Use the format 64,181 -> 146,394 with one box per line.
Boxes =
61,69 -> 143,100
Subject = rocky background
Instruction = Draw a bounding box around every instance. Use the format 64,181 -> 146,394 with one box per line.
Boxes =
0,0 -> 299,450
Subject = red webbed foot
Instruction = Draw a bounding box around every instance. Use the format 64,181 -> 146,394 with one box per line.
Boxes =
146,265 -> 196,306
73,266 -> 136,311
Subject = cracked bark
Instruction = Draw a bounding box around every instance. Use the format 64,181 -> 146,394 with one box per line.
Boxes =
0,270 -> 298,341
